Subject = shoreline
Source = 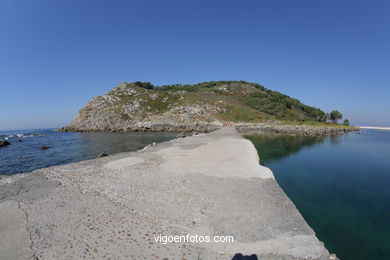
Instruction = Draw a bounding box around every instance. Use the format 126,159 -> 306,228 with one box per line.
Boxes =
59,121 -> 358,137
0,128 -> 335,259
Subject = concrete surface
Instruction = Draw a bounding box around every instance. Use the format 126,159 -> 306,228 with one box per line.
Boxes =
0,127 -> 332,260
0,200 -> 34,260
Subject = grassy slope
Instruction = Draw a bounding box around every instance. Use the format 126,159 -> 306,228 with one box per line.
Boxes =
113,81 -> 351,126
156,81 -> 326,123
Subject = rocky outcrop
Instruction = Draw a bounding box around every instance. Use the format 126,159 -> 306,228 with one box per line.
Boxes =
0,140 -> 11,147
60,82 -> 222,133
235,122 -> 358,136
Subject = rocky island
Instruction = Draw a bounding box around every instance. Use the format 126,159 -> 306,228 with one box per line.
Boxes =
60,81 -> 356,136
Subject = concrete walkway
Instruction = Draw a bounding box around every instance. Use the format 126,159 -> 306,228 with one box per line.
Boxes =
0,127 -> 332,260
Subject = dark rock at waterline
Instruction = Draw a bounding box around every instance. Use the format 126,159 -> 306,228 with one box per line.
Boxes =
0,140 -> 11,147
176,133 -> 186,138
40,146 -> 50,150
97,152 -> 108,158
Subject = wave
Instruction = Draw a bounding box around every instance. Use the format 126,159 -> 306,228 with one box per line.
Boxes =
1,133 -> 39,140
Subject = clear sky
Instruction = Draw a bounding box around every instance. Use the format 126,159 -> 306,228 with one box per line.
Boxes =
1,0 -> 389,130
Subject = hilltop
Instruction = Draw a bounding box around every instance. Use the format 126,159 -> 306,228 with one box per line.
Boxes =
61,81 -> 352,134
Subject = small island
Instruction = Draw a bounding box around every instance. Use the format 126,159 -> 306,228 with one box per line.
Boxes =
60,81 -> 357,136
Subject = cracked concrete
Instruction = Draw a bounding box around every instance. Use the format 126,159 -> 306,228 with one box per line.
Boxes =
0,200 -> 34,260
0,127 -> 333,260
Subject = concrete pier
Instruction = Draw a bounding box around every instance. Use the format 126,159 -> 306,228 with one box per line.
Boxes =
0,127 -> 331,260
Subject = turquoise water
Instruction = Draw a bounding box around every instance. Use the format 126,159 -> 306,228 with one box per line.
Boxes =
0,129 -> 177,175
246,130 -> 390,260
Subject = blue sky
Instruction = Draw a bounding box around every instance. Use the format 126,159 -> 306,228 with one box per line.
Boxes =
0,0 -> 389,130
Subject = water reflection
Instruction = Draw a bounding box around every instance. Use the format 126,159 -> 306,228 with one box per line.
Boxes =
79,132 -> 176,156
244,133 -> 326,164
245,130 -> 390,260
330,135 -> 341,146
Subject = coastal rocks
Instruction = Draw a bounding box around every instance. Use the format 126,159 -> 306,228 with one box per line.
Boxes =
60,123 -> 219,133
0,140 -> 10,147
235,122 -> 358,136
60,119 -> 221,133
58,82 -> 224,133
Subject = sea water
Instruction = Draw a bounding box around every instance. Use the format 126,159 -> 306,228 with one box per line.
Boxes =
0,129 -> 177,175
246,129 -> 390,260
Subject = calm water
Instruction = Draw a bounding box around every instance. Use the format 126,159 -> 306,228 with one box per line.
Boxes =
246,129 -> 390,260
0,129 -> 177,175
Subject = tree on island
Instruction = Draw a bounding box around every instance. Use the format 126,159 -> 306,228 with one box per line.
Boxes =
329,110 -> 343,123
134,81 -> 154,90
343,119 -> 350,126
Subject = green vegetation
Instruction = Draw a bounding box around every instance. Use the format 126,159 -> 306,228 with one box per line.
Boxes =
145,93 -> 180,113
243,91 -> 326,121
157,81 -> 328,122
283,120 -> 357,129
133,81 -> 154,90
218,103 -> 272,122
114,81 -> 347,124
157,80 -> 261,92
329,110 -> 343,123
343,119 -> 350,126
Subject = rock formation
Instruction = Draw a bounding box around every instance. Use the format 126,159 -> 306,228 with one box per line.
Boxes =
60,81 -> 355,135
